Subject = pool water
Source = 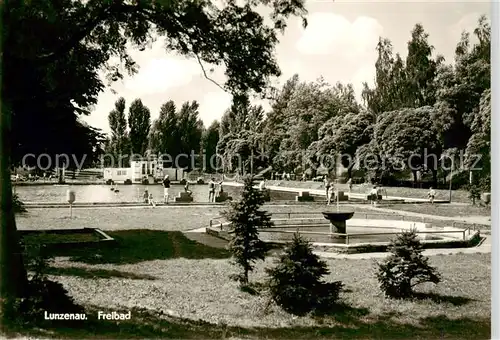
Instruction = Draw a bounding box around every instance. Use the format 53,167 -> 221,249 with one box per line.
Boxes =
259,225 -> 443,244
14,184 -> 298,203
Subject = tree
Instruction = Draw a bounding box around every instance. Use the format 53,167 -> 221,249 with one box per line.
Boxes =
433,16 -> 490,152
201,121 -> 220,173
128,98 -> 151,156
377,228 -> 440,299
266,233 -> 344,315
222,176 -> 271,285
314,110 -> 374,179
108,97 -> 130,166
149,100 -> 178,158
1,0 -> 308,310
404,24 -> 442,108
176,101 -> 204,169
373,106 -> 442,185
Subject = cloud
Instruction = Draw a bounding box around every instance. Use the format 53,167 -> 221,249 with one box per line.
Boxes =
198,91 -> 233,127
448,12 -> 486,42
295,13 -> 383,58
123,57 -> 200,96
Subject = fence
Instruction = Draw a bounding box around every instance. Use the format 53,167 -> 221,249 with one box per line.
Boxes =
208,211 -> 476,244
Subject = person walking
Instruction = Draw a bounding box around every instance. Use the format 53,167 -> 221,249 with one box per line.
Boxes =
184,181 -> 192,196
163,175 -> 171,204
347,178 -> 352,193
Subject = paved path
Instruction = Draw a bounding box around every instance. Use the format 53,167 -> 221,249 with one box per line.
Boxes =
354,205 -> 491,226
314,236 -> 491,259
223,182 -> 449,203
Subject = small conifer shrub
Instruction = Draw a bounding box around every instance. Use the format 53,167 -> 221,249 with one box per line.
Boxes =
266,233 -> 343,315
377,228 -> 440,299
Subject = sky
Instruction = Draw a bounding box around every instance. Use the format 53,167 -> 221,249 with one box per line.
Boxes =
82,0 -> 490,135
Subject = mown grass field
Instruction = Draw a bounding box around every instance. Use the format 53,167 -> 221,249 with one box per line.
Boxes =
7,229 -> 490,339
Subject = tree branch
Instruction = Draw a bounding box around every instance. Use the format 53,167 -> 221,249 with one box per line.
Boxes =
7,1 -> 124,65
193,51 -> 228,93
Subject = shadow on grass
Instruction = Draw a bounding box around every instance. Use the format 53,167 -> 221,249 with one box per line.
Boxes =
44,230 -> 231,265
3,306 -> 490,339
46,267 -> 157,280
412,292 -> 473,306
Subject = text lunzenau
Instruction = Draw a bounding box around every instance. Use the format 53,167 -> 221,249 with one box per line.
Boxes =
44,311 -> 87,320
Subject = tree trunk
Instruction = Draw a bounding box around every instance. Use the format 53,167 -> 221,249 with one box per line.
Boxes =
0,101 -> 29,310
412,170 -> 418,187
431,169 -> 438,188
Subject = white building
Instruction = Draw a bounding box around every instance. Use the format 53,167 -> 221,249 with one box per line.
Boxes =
103,156 -> 184,183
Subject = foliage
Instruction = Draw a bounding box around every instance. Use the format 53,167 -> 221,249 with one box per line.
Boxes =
377,229 -> 440,299
222,176 -> 271,284
201,121 -> 220,173
216,94 -> 266,173
107,97 -> 131,166
13,193 -> 26,214
149,100 -> 203,169
0,0 -> 308,311
266,233 -> 344,315
467,184 -> 482,205
128,98 -> 151,155
1,245 -> 83,327
372,106 -> 442,184
433,15 -> 490,152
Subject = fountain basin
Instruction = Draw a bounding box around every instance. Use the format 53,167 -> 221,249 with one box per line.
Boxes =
322,211 -> 355,234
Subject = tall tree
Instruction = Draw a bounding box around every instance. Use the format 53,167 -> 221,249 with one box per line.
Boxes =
108,97 -> 130,165
433,15 -> 490,152
149,100 -> 178,158
0,0 -> 308,310
202,121 -> 220,173
404,23 -> 442,107
176,101 -> 204,169
128,98 -> 151,156
222,176 -> 271,285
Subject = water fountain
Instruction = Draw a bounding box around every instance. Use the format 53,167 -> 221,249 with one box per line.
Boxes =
322,186 -> 354,234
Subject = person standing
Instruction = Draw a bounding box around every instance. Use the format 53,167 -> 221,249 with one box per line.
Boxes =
327,186 -> 334,205
347,178 -> 352,193
259,179 -> 267,191
323,176 -> 331,200
163,175 -> 170,204
427,187 -> 436,204
370,186 -> 378,206
208,177 -> 216,202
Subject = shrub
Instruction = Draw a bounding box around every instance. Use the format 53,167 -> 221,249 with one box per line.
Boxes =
266,233 -> 344,315
222,175 -> 271,285
467,184 -> 481,205
180,178 -> 187,185
125,178 -> 133,185
377,228 -> 440,299
1,245 -> 83,327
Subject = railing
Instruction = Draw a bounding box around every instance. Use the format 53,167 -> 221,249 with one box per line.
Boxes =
209,211 -> 429,227
208,211 -> 477,244
258,228 -> 472,244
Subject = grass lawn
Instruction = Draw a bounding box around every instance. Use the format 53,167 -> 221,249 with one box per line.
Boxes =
20,231 -> 102,244
385,203 -> 490,218
8,229 -> 490,339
